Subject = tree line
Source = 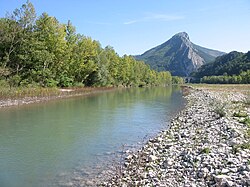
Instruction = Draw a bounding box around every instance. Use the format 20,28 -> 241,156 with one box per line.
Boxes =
200,70 -> 250,84
0,1 -> 175,88
192,51 -> 250,84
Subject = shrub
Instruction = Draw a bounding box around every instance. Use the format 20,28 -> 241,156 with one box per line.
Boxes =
240,117 -> 250,126
233,111 -> 248,118
214,103 -> 226,118
200,147 -> 210,154
243,95 -> 250,106
8,75 -> 21,87
0,79 -> 9,87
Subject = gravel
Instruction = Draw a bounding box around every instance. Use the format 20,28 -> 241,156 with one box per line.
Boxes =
102,87 -> 250,187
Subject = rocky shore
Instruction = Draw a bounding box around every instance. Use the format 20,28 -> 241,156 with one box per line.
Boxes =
102,86 -> 250,186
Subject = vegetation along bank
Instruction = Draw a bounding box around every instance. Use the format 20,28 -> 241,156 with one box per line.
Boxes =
0,1 -> 185,107
0,1 -> 180,90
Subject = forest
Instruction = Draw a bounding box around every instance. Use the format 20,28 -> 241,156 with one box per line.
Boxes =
0,1 -> 178,89
193,51 -> 250,84
200,70 -> 250,84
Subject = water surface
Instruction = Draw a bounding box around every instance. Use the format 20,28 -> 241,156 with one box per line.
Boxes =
0,86 -> 184,187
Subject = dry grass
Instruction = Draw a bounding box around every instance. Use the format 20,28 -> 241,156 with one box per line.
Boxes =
0,86 -> 60,100
0,86 -> 115,100
189,84 -> 250,95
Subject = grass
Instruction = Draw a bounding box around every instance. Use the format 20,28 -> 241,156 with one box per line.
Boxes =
247,129 -> 250,138
232,143 -> 250,154
200,147 -> 210,154
240,117 -> 250,126
189,84 -> 250,95
0,86 -> 60,100
0,85 -> 115,101
233,111 -> 248,118
213,103 -> 227,118
243,95 -> 250,106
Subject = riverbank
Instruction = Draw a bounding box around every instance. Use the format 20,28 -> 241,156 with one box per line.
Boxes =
0,87 -> 115,108
101,85 -> 250,186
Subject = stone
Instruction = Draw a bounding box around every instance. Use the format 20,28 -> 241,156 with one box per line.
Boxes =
126,155 -> 133,160
226,180 -> 234,187
221,168 -> 230,174
246,179 -> 250,186
214,175 -> 232,184
148,155 -> 158,162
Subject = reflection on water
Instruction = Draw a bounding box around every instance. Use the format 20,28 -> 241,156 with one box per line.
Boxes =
0,86 -> 184,187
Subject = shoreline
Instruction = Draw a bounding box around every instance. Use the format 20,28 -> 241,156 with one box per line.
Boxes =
100,86 -> 250,186
0,87 -> 116,108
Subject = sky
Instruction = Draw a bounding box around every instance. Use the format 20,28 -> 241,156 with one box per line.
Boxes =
0,0 -> 250,56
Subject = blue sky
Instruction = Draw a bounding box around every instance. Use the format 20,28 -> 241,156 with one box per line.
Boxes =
1,0 -> 250,55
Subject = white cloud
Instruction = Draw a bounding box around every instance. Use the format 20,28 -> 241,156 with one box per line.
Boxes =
124,13 -> 184,25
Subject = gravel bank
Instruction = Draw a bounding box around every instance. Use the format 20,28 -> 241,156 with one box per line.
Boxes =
103,87 -> 250,187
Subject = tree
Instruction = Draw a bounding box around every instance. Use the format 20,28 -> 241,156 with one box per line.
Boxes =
0,0 -> 36,86
0,1 -> 178,88
34,12 -> 67,86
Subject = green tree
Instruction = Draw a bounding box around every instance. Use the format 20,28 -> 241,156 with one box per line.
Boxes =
0,1 -> 177,88
34,12 -> 67,86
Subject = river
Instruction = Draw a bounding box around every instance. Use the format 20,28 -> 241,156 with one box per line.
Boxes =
0,86 -> 185,187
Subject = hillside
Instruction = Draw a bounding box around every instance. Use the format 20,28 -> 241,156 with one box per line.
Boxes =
135,32 -> 225,76
193,51 -> 250,78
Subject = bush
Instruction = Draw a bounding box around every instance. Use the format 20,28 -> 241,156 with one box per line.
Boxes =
240,117 -> 250,126
44,79 -> 58,87
58,74 -> 74,87
0,79 -> 10,87
8,75 -> 21,87
233,111 -> 248,117
73,82 -> 84,87
214,103 -> 226,118
243,95 -> 250,106
200,147 -> 210,154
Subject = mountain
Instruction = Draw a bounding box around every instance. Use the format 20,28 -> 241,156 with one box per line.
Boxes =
193,51 -> 250,78
134,32 -> 225,76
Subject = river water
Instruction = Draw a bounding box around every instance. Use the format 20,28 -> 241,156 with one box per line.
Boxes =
0,86 -> 185,187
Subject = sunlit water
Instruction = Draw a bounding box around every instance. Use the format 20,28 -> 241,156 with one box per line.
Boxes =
0,86 -> 185,187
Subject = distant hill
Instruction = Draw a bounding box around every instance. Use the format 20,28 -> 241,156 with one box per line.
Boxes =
134,32 -> 225,76
193,51 -> 250,78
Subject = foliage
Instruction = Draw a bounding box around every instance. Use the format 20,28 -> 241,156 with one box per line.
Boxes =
200,70 -> 250,84
240,117 -> 250,126
172,76 -> 184,84
200,147 -> 210,154
0,86 -> 60,100
193,51 -> 250,84
193,51 -> 250,78
0,1 -> 179,89
232,143 -> 250,153
243,95 -> 250,106
213,103 -> 226,118
233,111 -> 248,118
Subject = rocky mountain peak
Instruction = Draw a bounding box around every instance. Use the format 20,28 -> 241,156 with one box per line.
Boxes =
134,32 -> 225,77
169,32 -> 192,50
173,32 -> 190,41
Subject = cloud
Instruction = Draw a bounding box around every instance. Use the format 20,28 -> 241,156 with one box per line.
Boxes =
124,13 -> 184,25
